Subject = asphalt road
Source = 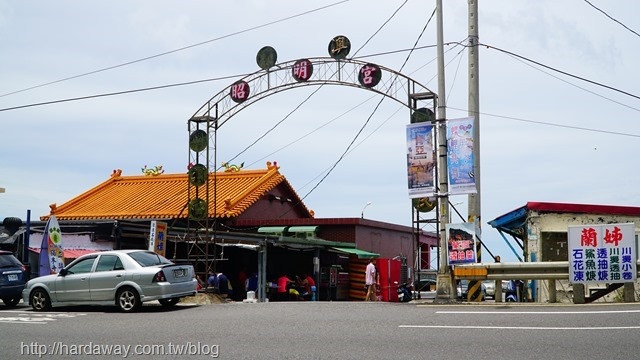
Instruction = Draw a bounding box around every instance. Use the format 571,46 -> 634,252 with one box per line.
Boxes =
2,300 -> 639,359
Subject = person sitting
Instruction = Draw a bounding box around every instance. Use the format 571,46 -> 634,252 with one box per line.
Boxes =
277,273 -> 294,301
246,272 -> 258,293
217,272 -> 231,298
297,273 -> 316,301
207,271 -> 218,293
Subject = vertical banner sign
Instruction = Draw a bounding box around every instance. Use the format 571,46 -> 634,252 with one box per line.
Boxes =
568,223 -> 636,284
149,221 -> 167,256
406,123 -> 435,198
446,222 -> 477,265
38,215 -> 65,276
447,117 -> 477,195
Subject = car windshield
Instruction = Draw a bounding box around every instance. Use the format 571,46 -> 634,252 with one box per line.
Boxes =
128,251 -> 173,267
0,254 -> 22,268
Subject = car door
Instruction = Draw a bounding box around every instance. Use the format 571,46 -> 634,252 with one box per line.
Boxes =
54,256 -> 97,302
89,254 -> 126,301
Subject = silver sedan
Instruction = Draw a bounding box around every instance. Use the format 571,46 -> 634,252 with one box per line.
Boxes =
23,250 -> 196,312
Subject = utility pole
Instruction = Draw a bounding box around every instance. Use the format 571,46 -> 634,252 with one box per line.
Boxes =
468,0 -> 481,251
434,0 -> 456,301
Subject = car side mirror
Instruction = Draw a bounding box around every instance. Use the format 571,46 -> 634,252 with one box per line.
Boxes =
58,268 -> 68,276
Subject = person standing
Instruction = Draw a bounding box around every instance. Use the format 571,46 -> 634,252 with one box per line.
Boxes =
365,257 -> 377,301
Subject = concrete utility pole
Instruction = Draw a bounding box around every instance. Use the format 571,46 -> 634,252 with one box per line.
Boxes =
467,1 -> 481,239
434,0 -> 456,301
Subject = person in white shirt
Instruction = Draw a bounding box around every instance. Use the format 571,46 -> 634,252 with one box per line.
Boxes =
365,257 -> 377,301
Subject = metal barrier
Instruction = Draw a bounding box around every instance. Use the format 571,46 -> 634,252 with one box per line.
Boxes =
452,260 -> 640,303
453,260 -> 640,280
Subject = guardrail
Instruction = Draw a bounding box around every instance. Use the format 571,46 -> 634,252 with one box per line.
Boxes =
453,260 -> 640,280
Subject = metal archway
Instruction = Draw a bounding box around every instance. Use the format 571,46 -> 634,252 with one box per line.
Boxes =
184,56 -> 437,276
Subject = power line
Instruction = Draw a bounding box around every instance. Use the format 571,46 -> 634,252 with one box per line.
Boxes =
481,43 -> 640,101
447,106 -> 640,138
0,0 -> 350,99
0,74 -> 246,113
583,0 -> 640,39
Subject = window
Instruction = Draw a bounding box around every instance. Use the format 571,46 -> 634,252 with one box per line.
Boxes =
127,251 -> 172,267
66,257 -> 96,274
95,255 -> 124,272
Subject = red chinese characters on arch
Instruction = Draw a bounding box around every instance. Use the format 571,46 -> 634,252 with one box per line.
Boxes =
358,63 -> 382,88
230,80 -> 250,103
292,59 -> 313,82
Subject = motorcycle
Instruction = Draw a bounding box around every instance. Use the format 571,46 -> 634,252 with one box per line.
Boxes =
396,282 -> 413,302
505,279 -> 524,302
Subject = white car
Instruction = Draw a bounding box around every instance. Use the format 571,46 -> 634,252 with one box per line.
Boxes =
23,250 -> 196,312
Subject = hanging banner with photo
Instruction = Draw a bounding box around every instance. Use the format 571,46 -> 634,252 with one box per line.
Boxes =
447,117 -> 477,195
149,221 -> 167,257
38,215 -> 65,276
446,222 -> 477,265
568,223 -> 636,284
406,123 -> 435,198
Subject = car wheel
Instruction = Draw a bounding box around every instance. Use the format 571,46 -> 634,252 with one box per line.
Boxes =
2,297 -> 20,307
116,287 -> 141,312
159,297 -> 180,307
30,289 -> 51,311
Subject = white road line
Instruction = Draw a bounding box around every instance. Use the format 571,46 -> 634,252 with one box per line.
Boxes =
436,309 -> 640,315
0,321 -> 48,325
399,325 -> 640,330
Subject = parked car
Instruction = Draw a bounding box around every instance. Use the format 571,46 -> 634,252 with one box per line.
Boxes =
482,280 -> 496,299
0,250 -> 28,307
413,278 -> 437,299
457,279 -> 485,300
23,250 -> 197,312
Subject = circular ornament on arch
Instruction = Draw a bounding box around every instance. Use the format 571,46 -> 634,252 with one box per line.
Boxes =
256,46 -> 277,70
358,63 -> 382,88
292,59 -> 314,82
328,35 -> 351,60
230,80 -> 250,103
188,164 -> 208,187
189,129 -> 208,152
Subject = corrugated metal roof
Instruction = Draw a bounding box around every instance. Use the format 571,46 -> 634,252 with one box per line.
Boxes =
42,164 -> 311,221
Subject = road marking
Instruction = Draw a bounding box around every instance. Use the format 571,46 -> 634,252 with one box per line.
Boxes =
0,310 -> 86,325
399,325 -> 640,330
436,309 -> 640,315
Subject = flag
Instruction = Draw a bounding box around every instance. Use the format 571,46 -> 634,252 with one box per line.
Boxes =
38,215 -> 65,276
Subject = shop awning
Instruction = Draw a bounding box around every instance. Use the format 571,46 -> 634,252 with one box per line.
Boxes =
29,247 -> 103,259
330,247 -> 379,259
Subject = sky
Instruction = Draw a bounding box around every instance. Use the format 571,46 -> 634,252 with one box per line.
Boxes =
1,1 -> 639,263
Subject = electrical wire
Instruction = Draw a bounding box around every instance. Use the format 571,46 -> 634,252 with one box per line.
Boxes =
0,0 -> 350,99
447,106 -> 640,138
298,7 -> 436,203
583,0 -> 640,39
481,43 -> 640,101
0,73 -> 247,113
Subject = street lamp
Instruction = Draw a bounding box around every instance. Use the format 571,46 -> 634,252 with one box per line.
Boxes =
360,202 -> 372,218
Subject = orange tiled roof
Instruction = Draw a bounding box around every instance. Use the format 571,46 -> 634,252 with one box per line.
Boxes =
44,162 -> 310,221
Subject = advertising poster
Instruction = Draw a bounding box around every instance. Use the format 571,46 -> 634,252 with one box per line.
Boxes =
568,223 -> 636,284
38,215 -> 65,276
406,123 -> 435,198
446,222 -> 477,265
149,221 -> 167,257
447,117 -> 477,195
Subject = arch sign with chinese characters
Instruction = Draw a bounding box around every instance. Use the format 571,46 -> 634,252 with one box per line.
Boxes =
186,35 -> 437,221
568,223 -> 637,284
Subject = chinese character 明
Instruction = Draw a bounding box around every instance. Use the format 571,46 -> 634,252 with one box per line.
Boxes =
580,227 -> 598,247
